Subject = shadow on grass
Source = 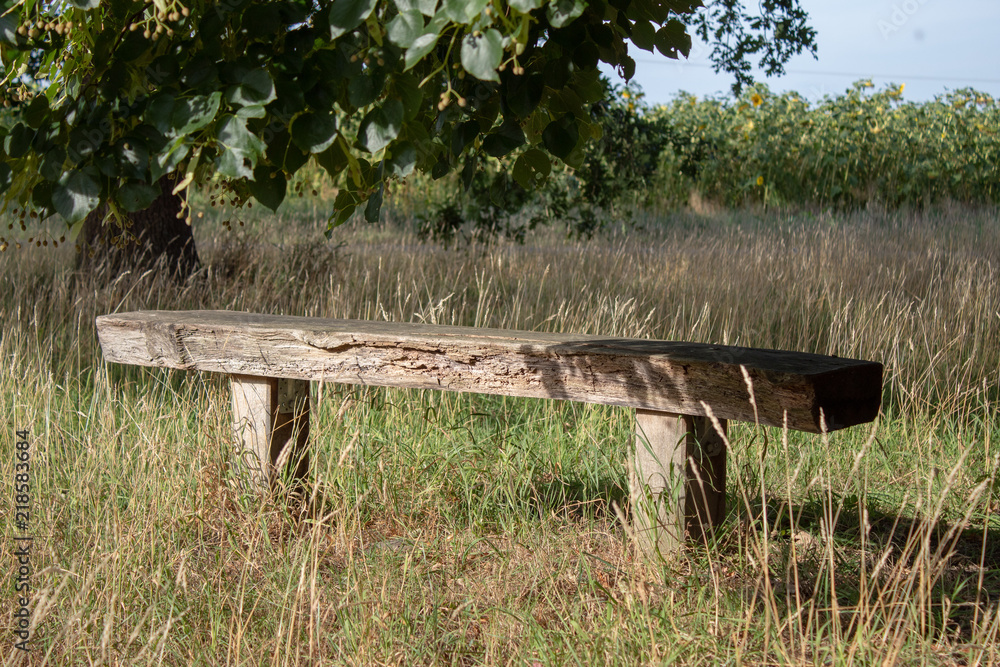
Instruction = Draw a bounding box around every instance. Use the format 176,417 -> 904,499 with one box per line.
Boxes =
439,469 -> 1000,639
525,475 -> 629,522
726,493 -> 1000,639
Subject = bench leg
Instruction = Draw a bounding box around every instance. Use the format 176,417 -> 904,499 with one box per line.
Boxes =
630,410 -> 727,555
231,375 -> 310,496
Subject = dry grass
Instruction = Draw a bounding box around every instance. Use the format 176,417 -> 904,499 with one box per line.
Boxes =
1,203 -> 999,665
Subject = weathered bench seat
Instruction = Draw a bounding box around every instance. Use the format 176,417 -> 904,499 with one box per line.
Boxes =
96,310 -> 883,554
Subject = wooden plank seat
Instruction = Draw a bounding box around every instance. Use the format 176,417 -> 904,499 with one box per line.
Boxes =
96,310 -> 883,554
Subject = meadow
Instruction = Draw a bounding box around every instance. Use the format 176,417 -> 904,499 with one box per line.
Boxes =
2,198 -> 1000,665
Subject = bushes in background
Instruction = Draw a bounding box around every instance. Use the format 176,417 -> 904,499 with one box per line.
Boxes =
655,81 -> 999,209
390,79 -> 999,242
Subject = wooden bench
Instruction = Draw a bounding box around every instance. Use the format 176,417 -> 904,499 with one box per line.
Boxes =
95,310 -> 883,554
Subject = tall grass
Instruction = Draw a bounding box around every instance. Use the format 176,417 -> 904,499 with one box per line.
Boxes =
2,203 -> 999,665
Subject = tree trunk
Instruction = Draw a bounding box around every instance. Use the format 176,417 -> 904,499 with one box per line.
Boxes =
75,175 -> 200,280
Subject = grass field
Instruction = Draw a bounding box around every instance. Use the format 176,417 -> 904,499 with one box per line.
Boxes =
2,201 -> 1000,665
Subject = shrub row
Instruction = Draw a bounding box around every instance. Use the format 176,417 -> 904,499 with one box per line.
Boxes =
651,80 -> 999,209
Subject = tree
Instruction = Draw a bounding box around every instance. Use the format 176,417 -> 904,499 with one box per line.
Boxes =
0,0 -> 815,273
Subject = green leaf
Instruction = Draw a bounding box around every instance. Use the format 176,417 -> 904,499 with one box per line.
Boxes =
95,155 -> 118,178
460,29 -> 503,82
542,114 -> 580,159
146,93 -> 175,135
67,126 -> 103,160
572,41 -> 598,69
546,0 -> 585,28
396,0 -> 438,15
508,0 -> 544,12
404,32 -> 439,71
174,93 -> 222,137
587,22 -> 614,49
24,94 -> 50,129
358,100 -> 403,153
152,138 -> 191,181
386,142 -> 417,177
451,120 -> 480,155
506,73 -> 544,117
482,119 -> 525,158
117,181 -> 161,212
646,0 -> 672,23
53,170 -> 101,223
217,150 -> 251,180
392,74 -> 423,121
364,183 -> 383,222
348,72 -> 380,108
543,57 -> 572,89
279,141 -> 310,173
470,92 -> 501,131
0,163 -> 11,191
620,55 -> 636,80
317,142 -> 349,179
431,159 -> 450,179
574,68 -> 606,103
329,0 -> 378,39
248,165 -> 287,211
152,92 -> 222,139
146,55 -> 179,89
40,147 -> 67,182
291,112 -> 338,154
387,9 -> 424,47
181,55 -> 220,91
216,115 -> 266,179
631,20 -> 655,52
4,123 -> 31,159
226,69 -> 277,107
0,14 -> 18,46
330,189 -> 358,227
666,0 -> 703,15
68,0 -> 100,9
461,153 -> 478,190
116,139 -> 149,180
31,180 -> 54,213
512,149 -> 550,189
237,105 -> 268,119
444,0 -> 488,23
654,19 -> 691,59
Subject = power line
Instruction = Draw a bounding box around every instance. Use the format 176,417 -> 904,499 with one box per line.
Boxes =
631,59 -> 1000,85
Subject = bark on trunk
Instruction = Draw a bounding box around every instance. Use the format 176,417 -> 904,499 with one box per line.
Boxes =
75,175 -> 200,280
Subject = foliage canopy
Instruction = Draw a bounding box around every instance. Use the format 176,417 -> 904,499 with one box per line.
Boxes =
0,0 -> 814,240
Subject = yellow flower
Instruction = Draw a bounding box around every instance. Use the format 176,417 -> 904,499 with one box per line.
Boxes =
750,93 -> 763,107
899,83 -> 905,93
622,91 -> 630,99
756,176 -> 764,186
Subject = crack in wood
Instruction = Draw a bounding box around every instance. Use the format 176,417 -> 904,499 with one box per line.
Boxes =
96,311 -> 883,433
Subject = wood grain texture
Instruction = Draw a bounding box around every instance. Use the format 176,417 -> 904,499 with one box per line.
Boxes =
231,375 -> 274,491
97,310 -> 883,433
231,375 -> 310,492
630,411 -> 727,555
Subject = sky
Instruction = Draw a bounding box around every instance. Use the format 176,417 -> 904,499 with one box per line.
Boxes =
615,0 -> 1000,105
